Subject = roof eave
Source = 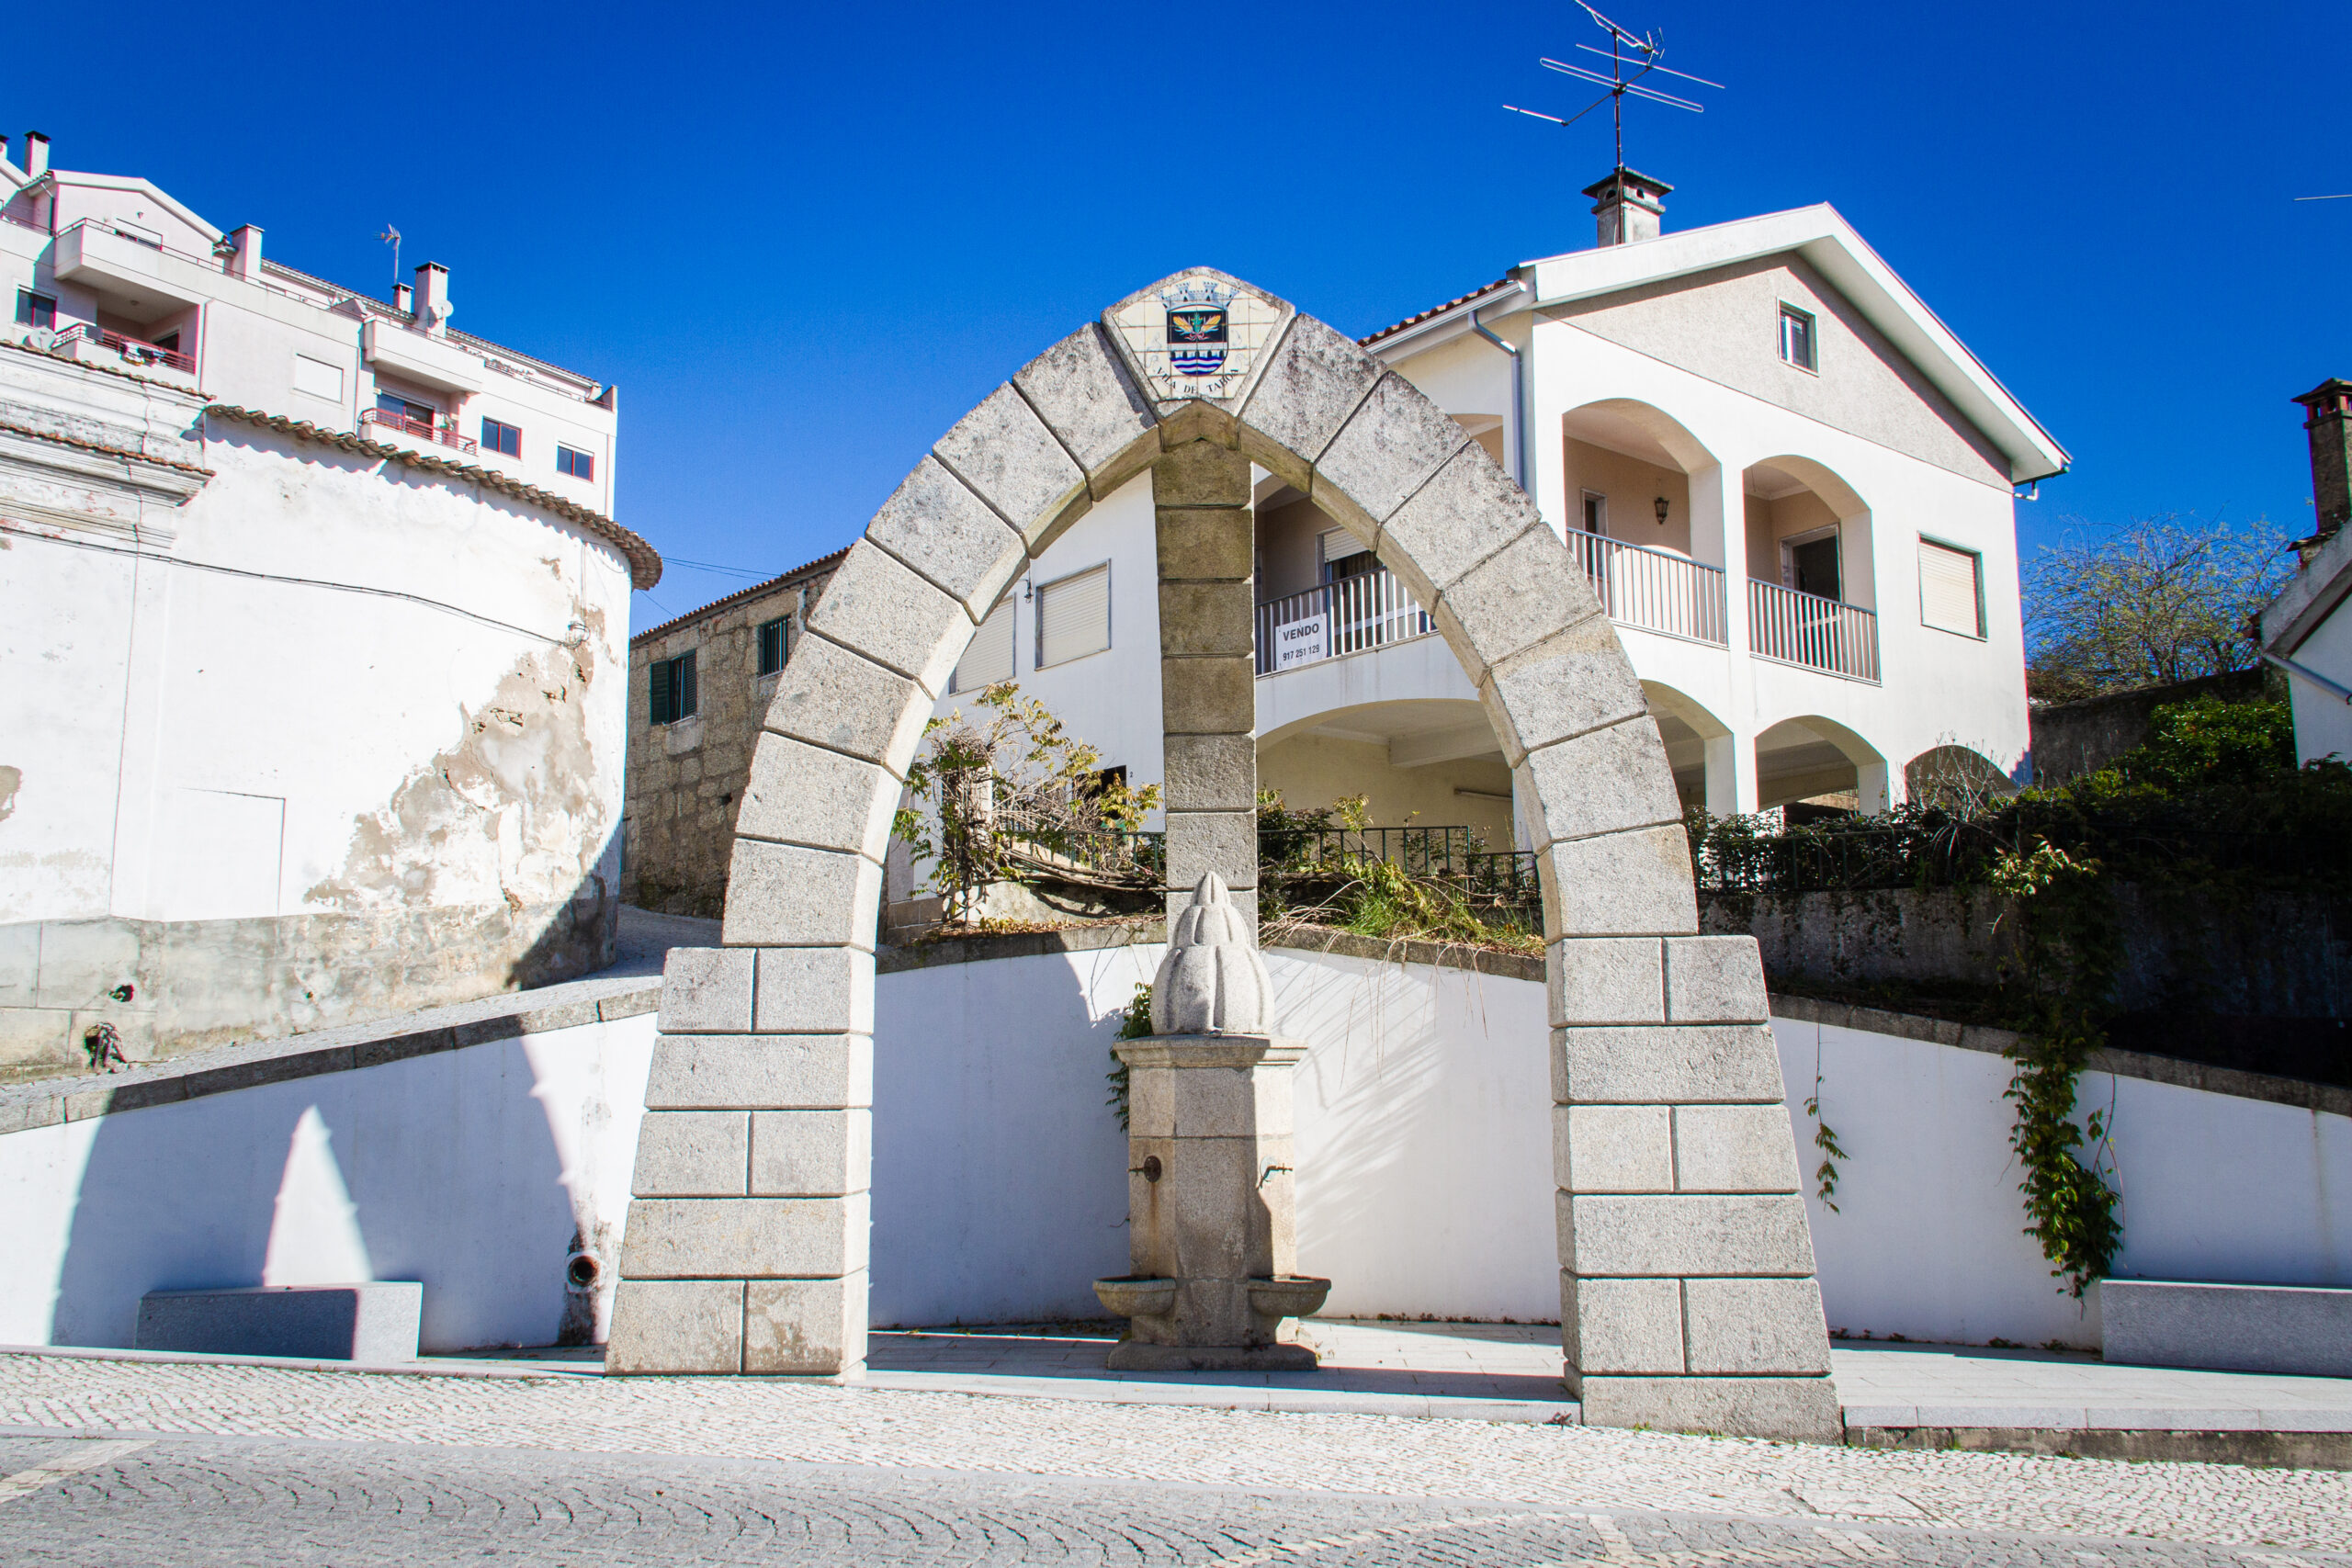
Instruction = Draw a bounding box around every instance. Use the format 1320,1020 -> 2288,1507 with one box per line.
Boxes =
2260,525 -> 2352,657
1363,277 -> 1532,358
1525,205 -> 2071,485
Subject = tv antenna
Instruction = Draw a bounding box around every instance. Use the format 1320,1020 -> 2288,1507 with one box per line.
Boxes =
379,224 -> 401,283
1504,2 -> 1722,175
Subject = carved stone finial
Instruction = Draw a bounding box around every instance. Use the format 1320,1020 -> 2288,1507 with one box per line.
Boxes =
1149,874 -> 1276,1035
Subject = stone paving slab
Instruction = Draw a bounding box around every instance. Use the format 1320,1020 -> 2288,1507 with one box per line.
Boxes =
1832,1341 -> 2352,1432
3,1348 -> 2349,1551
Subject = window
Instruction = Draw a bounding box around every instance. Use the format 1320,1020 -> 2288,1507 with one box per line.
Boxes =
757,615 -> 793,676
1580,491 -> 1607,534
377,392 -> 436,428
292,353 -> 343,402
1779,305 -> 1817,371
1918,537 -> 1985,638
954,594 -> 1017,691
1035,563 -> 1111,669
649,650 -> 697,725
558,444 -> 595,480
481,417 -> 521,457
16,289 -> 54,330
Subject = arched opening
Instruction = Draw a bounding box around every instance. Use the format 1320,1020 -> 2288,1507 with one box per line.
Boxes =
1905,743 -> 2016,812
1640,680 -> 1731,812
1742,456 -> 1877,682
1754,714 -> 1890,817
1257,698 -> 1512,847
1561,401 -> 1729,647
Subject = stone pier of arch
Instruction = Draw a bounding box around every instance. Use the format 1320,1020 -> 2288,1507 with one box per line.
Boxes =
603,270 -> 1841,1442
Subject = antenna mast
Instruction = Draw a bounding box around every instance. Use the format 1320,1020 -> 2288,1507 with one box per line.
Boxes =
1504,2 -> 1722,178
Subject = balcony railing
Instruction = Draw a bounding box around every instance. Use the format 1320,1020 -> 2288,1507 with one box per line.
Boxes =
1747,578 -> 1881,682
51,321 -> 195,375
359,406 -> 480,456
1255,568 -> 1433,675
1571,532 -> 1728,645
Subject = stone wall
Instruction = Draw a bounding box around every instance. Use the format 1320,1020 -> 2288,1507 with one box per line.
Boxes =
623,557 -> 842,918
2028,669 -> 2269,784
0,897 -> 616,1082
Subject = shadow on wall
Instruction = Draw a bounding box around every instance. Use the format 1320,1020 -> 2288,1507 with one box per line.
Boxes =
1272,953 -> 1558,1324
507,828 -> 625,991
45,1038 -> 585,1353
869,943 -> 1148,1326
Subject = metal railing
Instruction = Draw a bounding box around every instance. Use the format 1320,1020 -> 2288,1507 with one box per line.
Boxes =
1570,532 -> 1728,645
50,321 -> 195,374
359,406 -> 481,456
1255,567 -> 1433,674
1747,578 -> 1880,682
1261,824 -> 1539,903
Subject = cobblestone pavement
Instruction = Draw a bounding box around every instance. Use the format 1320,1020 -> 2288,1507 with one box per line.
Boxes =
1,1355 -> 2348,1563
2,1434 -> 2346,1568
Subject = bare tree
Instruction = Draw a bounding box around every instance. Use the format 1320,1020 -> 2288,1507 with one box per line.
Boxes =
2023,514 -> 2292,704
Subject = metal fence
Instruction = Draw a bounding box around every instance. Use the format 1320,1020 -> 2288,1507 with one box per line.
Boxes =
1747,578 -> 1880,682
1570,532 -> 1728,645
1261,824 -> 1539,901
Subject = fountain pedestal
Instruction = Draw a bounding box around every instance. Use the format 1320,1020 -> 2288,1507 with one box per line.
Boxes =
1097,1032 -> 1329,1371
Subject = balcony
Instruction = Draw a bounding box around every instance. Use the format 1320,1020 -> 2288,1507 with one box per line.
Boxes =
1255,569 -> 1433,675
359,407 -> 480,456
1747,578 -> 1880,683
51,321 -> 195,376
1571,533 -> 1727,645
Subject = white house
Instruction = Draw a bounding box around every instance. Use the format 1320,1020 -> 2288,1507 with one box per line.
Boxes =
0,130 -> 662,1076
892,168 -> 2065,895
2258,380 -> 2352,764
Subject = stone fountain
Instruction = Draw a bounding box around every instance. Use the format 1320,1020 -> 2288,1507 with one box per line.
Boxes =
1093,874 -> 1330,1370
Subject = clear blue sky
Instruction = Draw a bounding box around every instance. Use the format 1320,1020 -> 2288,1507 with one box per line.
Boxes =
25,1 -> 2349,626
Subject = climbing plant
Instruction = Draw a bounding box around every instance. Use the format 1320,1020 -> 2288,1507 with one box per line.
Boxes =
1105,981 -> 1151,1133
1985,839 -> 2124,1297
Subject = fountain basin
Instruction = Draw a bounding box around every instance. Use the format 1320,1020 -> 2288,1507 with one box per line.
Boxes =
1247,1275 -> 1332,1320
1092,1276 -> 1179,1319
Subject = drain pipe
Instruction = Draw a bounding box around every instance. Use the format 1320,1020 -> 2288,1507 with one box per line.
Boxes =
1467,300 -> 1531,494
2262,649 -> 2352,705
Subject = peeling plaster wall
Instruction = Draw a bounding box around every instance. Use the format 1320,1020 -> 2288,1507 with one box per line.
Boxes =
0,411 -> 631,1076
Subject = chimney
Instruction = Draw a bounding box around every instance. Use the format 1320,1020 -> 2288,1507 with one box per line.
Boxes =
2295,378 -> 2352,540
394,281 -> 413,313
1583,166 -> 1671,246
226,224 -> 263,280
23,130 -> 49,178
412,260 -> 451,336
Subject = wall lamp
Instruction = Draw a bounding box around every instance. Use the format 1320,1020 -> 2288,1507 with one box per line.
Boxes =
1653,495 -> 1670,526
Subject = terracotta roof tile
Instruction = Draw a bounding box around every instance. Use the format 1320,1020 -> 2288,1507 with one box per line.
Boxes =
203,403 -> 662,590
1357,276 -> 1520,347
630,547 -> 851,647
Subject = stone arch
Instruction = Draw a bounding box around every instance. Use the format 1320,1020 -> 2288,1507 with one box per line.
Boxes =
609,272 -> 1838,1441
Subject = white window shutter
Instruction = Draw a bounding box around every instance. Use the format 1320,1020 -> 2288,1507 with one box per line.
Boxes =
954,595 -> 1018,691
1918,539 -> 1983,637
1036,565 -> 1111,668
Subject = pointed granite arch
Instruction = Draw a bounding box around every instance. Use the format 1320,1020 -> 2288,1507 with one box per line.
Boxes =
607,273 -> 1839,1442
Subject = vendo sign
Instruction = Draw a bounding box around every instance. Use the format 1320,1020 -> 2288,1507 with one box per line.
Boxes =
1274,613 -> 1328,670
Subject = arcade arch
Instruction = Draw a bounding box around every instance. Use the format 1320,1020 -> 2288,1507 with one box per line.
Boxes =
1753,714 -> 1890,815
605,272 -> 1838,1441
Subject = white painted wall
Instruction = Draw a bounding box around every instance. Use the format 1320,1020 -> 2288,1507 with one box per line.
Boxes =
2285,604 -> 2352,765
868,950 -> 2352,1347
1781,1014 -> 2352,1349
12,950 -> 2341,1354
0,1010 -> 655,1352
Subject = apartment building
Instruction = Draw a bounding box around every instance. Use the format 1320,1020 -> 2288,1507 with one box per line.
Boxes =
0,131 -> 659,1072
